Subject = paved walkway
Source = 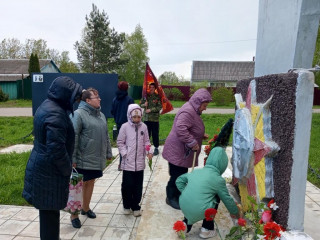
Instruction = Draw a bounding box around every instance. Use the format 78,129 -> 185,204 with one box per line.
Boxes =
1,107 -> 320,116
0,146 -> 319,239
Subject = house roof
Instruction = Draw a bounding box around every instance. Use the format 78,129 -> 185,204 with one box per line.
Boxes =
0,59 -> 60,81
191,60 -> 255,82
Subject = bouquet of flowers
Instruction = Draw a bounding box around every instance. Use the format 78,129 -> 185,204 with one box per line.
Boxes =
64,170 -> 83,215
145,145 -> 152,171
226,196 -> 285,240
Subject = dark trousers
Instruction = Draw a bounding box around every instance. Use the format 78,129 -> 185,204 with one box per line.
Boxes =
144,121 -> 159,148
122,170 -> 144,211
166,162 -> 188,200
39,209 -> 60,240
183,197 -> 220,232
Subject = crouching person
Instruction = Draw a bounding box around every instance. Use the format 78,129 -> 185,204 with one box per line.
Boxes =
176,147 -> 239,239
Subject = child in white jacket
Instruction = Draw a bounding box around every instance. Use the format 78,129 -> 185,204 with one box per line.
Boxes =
117,104 -> 153,217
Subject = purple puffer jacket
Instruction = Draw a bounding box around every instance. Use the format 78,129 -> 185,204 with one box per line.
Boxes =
162,89 -> 212,168
117,104 -> 151,171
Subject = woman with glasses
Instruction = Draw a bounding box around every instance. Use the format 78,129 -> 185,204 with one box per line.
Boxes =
69,88 -> 112,228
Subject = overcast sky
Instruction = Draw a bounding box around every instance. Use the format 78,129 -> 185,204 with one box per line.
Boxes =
0,0 -> 259,79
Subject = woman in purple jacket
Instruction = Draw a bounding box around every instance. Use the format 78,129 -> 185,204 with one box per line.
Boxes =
117,104 -> 153,217
162,88 -> 212,209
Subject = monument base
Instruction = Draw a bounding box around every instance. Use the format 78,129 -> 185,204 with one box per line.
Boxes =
281,231 -> 313,240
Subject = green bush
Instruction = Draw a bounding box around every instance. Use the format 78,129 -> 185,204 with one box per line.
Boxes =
0,87 -> 9,102
163,88 -> 172,100
163,87 -> 184,100
170,88 -> 184,100
212,87 -> 234,106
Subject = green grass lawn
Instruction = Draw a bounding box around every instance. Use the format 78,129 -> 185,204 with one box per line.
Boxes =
0,99 -> 32,107
0,114 -> 320,205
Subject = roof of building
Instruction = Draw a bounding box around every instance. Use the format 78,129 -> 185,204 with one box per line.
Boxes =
191,60 -> 255,82
0,59 -> 60,81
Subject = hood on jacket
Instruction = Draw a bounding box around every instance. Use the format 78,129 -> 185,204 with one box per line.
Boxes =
127,103 -> 143,125
78,100 -> 101,116
189,88 -> 212,114
205,147 -> 228,175
47,76 -> 83,113
115,90 -> 129,100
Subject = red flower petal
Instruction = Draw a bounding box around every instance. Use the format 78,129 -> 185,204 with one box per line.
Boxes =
173,220 -> 186,232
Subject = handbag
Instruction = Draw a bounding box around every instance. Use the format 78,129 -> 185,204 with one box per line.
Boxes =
64,168 -> 83,214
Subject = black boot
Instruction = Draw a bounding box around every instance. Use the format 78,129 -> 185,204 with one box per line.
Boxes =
166,185 -> 180,210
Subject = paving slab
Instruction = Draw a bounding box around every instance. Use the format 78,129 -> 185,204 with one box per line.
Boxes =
0,145 -> 319,239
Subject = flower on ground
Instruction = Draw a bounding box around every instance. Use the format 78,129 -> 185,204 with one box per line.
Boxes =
173,220 -> 186,240
226,197 -> 285,240
261,210 -> 272,223
263,222 -> 282,239
205,208 -> 217,221
238,218 -> 247,226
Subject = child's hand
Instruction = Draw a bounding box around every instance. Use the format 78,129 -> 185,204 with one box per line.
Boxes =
147,153 -> 153,160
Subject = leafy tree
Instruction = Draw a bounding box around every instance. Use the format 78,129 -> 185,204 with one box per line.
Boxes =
58,51 -> 80,73
0,38 -> 23,58
118,24 -> 149,85
313,24 -> 320,86
75,4 -> 126,73
158,71 -> 179,85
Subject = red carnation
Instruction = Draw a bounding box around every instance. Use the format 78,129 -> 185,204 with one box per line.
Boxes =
205,208 -> 217,221
173,220 -> 186,240
267,199 -> 275,208
204,145 -> 211,155
213,134 -> 218,142
263,222 -> 282,239
238,218 -> 247,226
173,220 -> 186,232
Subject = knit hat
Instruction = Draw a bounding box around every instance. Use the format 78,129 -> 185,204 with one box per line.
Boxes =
118,81 -> 129,91
131,109 -> 142,117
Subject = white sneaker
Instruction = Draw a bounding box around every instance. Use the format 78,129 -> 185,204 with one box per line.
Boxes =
133,210 -> 142,217
123,208 -> 131,215
199,227 -> 216,239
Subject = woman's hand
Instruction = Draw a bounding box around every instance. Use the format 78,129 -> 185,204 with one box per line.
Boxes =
72,163 -> 77,168
192,144 -> 199,151
145,109 -> 151,113
147,153 -> 153,160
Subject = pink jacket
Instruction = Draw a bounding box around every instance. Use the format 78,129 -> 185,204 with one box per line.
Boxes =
117,104 -> 151,171
162,89 -> 212,168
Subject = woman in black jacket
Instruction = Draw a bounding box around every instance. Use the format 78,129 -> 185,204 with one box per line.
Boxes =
23,76 -> 82,240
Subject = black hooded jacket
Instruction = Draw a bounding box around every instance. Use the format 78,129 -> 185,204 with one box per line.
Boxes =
23,76 -> 82,210
111,90 -> 134,126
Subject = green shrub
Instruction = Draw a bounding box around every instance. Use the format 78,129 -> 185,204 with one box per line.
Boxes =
212,87 -> 234,106
0,87 -> 9,102
170,88 -> 184,100
163,88 -> 172,100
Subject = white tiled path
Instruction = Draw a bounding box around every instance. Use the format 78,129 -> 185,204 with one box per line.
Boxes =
0,147 -> 319,239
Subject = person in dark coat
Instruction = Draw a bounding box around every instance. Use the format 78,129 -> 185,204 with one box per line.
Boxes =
22,76 -> 82,240
111,81 -> 134,170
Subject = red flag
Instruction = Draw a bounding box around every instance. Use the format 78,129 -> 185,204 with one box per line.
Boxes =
143,62 -> 173,114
